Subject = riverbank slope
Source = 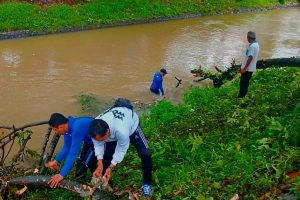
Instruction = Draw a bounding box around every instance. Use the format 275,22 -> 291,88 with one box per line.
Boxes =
10,66 -> 299,199
0,0 -> 299,39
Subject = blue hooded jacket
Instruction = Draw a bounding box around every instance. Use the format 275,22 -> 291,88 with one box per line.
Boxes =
55,116 -> 93,177
150,72 -> 164,95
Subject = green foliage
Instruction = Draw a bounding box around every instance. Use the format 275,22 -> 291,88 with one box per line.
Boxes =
0,0 -> 297,32
114,67 -> 300,199
76,92 -> 101,116
20,188 -> 82,200
237,0 -> 288,7
279,0 -> 286,4
17,129 -> 33,145
11,68 -> 299,199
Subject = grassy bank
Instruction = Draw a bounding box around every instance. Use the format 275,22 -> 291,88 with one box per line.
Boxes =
0,0 -> 298,33
15,67 -> 300,199
17,67 -> 300,200
120,67 -> 300,199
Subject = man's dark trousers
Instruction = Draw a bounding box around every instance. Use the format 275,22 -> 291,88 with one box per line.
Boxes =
102,125 -> 152,185
75,142 -> 97,183
238,71 -> 253,98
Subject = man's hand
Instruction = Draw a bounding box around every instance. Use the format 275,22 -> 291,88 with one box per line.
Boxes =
45,160 -> 59,172
162,95 -> 166,99
241,56 -> 253,74
48,174 -> 63,188
104,168 -> 112,181
241,67 -> 247,74
93,160 -> 103,178
104,164 -> 115,181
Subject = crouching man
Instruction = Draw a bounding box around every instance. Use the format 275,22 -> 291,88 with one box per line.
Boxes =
45,113 -> 97,187
89,106 -> 152,197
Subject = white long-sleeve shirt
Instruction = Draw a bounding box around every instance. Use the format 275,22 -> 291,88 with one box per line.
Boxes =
92,107 -> 139,166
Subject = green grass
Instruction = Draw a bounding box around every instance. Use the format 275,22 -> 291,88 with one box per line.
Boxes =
116,67 -> 300,199
8,67 -> 300,199
76,92 -> 102,116
0,0 -> 298,32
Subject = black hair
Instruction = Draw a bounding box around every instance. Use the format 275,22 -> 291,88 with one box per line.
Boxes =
88,119 -> 109,138
48,113 -> 68,127
160,68 -> 167,74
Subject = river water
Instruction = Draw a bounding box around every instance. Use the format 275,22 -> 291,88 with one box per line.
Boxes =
0,8 -> 299,152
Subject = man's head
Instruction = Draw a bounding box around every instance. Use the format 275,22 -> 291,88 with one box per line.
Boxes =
89,119 -> 110,141
160,68 -> 168,77
247,31 -> 256,43
48,113 -> 69,135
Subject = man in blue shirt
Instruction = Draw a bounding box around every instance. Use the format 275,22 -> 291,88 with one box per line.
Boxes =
45,113 -> 97,187
150,68 -> 167,98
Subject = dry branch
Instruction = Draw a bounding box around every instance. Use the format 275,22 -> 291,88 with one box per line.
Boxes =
8,175 -> 127,200
191,57 -> 300,87
38,128 -> 52,169
40,134 -> 60,174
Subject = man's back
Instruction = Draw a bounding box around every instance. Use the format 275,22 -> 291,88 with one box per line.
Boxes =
242,41 -> 260,72
56,116 -> 94,176
150,72 -> 162,90
68,116 -> 94,143
95,107 -> 139,139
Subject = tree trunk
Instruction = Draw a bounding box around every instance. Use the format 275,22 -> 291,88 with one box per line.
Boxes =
40,134 -> 60,174
191,57 -> 300,87
38,127 -> 52,170
8,175 -> 127,200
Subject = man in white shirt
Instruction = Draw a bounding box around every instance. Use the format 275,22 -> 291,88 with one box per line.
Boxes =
88,107 -> 152,197
238,31 -> 260,98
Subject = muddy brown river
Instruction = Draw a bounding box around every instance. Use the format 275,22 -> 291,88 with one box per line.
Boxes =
0,8 -> 299,153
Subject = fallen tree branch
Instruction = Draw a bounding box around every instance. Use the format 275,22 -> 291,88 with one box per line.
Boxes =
0,121 -> 48,144
0,121 -> 48,132
40,134 -> 60,174
0,138 -> 15,166
90,177 -> 138,200
191,57 -> 300,87
38,128 -> 52,169
12,134 -> 32,163
7,175 -> 128,200
0,122 -> 49,162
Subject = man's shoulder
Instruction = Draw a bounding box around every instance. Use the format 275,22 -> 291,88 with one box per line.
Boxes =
74,117 -> 93,124
251,42 -> 259,48
249,43 -> 259,53
71,117 -> 93,131
154,73 -> 162,80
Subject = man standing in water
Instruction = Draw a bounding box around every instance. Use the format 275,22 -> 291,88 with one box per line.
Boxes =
89,104 -> 153,197
150,68 -> 167,98
238,31 -> 260,98
45,113 -> 97,187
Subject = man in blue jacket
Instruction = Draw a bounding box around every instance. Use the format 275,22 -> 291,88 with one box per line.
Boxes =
150,68 -> 167,98
45,113 -> 97,187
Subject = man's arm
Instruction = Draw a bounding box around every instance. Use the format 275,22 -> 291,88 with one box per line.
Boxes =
92,139 -> 105,177
111,132 -> 130,166
158,77 -> 165,96
54,134 -> 71,163
103,132 -> 130,181
58,132 -> 84,177
241,56 -> 253,74
48,132 -> 81,188
242,45 -> 255,74
93,138 -> 105,160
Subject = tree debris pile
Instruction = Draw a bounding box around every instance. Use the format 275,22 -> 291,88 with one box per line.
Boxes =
191,57 -> 300,87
